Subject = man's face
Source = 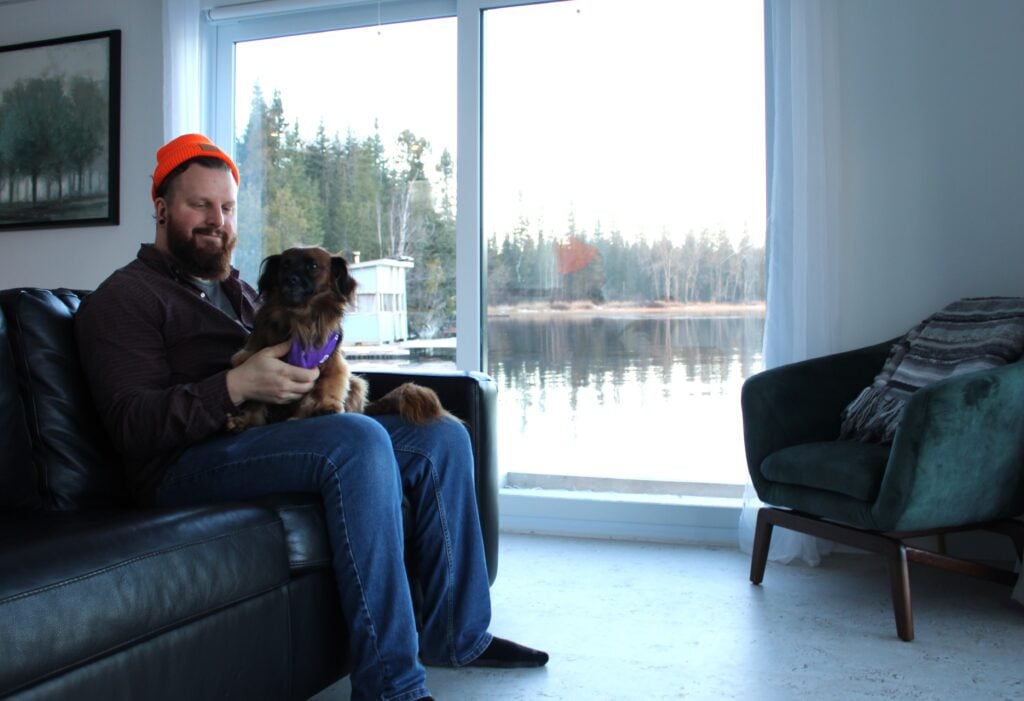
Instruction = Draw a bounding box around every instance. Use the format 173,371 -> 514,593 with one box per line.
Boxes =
155,163 -> 238,281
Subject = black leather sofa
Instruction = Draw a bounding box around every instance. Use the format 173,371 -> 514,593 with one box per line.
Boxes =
0,287 -> 499,701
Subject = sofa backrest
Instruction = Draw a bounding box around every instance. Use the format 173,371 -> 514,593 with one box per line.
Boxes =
0,288 -> 128,511
0,305 -> 40,510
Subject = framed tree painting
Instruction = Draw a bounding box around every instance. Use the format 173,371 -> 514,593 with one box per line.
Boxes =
0,29 -> 120,230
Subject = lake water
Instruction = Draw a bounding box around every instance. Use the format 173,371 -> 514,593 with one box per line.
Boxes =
485,312 -> 765,487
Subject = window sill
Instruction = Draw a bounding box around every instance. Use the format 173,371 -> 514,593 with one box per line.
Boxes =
504,472 -> 744,498
498,486 -> 742,547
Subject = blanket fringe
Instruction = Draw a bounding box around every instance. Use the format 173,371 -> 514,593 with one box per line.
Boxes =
839,385 -> 904,443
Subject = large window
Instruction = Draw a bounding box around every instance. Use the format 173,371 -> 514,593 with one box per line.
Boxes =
208,0 -> 765,492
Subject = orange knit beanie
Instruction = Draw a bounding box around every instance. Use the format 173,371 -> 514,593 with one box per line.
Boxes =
151,133 -> 239,200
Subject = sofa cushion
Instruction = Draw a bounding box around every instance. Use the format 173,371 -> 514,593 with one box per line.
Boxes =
0,504 -> 288,698
0,306 -> 39,511
760,440 -> 892,503
0,288 -> 128,509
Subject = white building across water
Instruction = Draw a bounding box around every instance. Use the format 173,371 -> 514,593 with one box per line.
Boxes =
343,255 -> 414,345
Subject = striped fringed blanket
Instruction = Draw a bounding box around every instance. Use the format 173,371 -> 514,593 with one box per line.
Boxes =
840,297 -> 1024,443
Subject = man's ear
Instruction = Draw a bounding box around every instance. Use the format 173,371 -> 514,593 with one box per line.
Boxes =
257,255 -> 282,298
332,256 -> 357,299
154,198 -> 168,225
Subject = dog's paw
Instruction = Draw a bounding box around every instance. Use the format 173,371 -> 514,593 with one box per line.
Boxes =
297,393 -> 341,419
227,403 -> 268,432
309,404 -> 343,417
225,414 -> 249,433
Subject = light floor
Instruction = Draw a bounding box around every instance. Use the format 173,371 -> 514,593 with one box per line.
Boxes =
315,533 -> 1024,700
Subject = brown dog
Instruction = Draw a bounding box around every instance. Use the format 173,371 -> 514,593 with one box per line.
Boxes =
226,246 -> 449,432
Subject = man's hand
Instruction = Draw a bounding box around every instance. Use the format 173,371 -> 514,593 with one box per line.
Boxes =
226,341 -> 319,405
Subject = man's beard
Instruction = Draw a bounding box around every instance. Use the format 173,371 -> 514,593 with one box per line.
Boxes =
165,216 -> 236,281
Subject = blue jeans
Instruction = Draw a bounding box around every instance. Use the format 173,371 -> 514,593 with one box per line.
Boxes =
155,413 -> 493,701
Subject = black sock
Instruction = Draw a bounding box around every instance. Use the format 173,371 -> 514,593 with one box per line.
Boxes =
468,636 -> 549,668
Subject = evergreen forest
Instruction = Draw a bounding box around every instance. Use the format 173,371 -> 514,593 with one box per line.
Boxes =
234,88 -> 766,339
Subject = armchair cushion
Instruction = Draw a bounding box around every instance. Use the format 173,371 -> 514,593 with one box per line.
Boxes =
760,440 -> 890,502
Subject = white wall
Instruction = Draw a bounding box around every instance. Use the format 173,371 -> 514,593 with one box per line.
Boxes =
834,0 -> 1024,349
0,0 -> 163,290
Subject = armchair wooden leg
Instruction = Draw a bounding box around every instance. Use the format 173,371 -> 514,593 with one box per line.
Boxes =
886,543 -> 914,642
750,507 -> 774,585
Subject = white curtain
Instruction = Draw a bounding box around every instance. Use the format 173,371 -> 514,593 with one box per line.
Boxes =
163,0 -> 203,140
737,0 -> 843,566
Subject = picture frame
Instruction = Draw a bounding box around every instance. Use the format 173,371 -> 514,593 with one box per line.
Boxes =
0,29 -> 120,230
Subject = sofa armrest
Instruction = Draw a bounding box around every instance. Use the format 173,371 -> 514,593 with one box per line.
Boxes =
876,361 -> 1024,531
358,370 -> 499,584
742,339 -> 894,497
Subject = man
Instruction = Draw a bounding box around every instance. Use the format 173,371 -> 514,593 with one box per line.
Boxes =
75,133 -> 547,701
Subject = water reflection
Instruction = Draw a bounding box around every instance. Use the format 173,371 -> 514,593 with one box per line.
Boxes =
486,313 -> 765,485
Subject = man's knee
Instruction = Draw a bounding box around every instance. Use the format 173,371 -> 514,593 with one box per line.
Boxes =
416,416 -> 473,471
278,413 -> 395,465
435,415 -> 472,451
304,414 -> 407,501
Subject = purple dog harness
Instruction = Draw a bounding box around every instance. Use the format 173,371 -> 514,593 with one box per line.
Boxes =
285,331 -> 341,369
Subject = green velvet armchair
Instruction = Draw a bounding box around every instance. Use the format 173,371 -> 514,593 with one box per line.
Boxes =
742,339 -> 1024,641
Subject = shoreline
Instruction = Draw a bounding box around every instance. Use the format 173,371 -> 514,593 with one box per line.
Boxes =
487,300 -> 766,319
348,301 -> 765,358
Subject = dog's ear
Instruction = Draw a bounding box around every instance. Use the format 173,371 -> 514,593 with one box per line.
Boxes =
257,254 -> 282,298
331,256 -> 357,300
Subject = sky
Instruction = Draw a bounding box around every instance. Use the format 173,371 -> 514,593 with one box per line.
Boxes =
234,18 -> 456,162
233,0 -> 765,246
